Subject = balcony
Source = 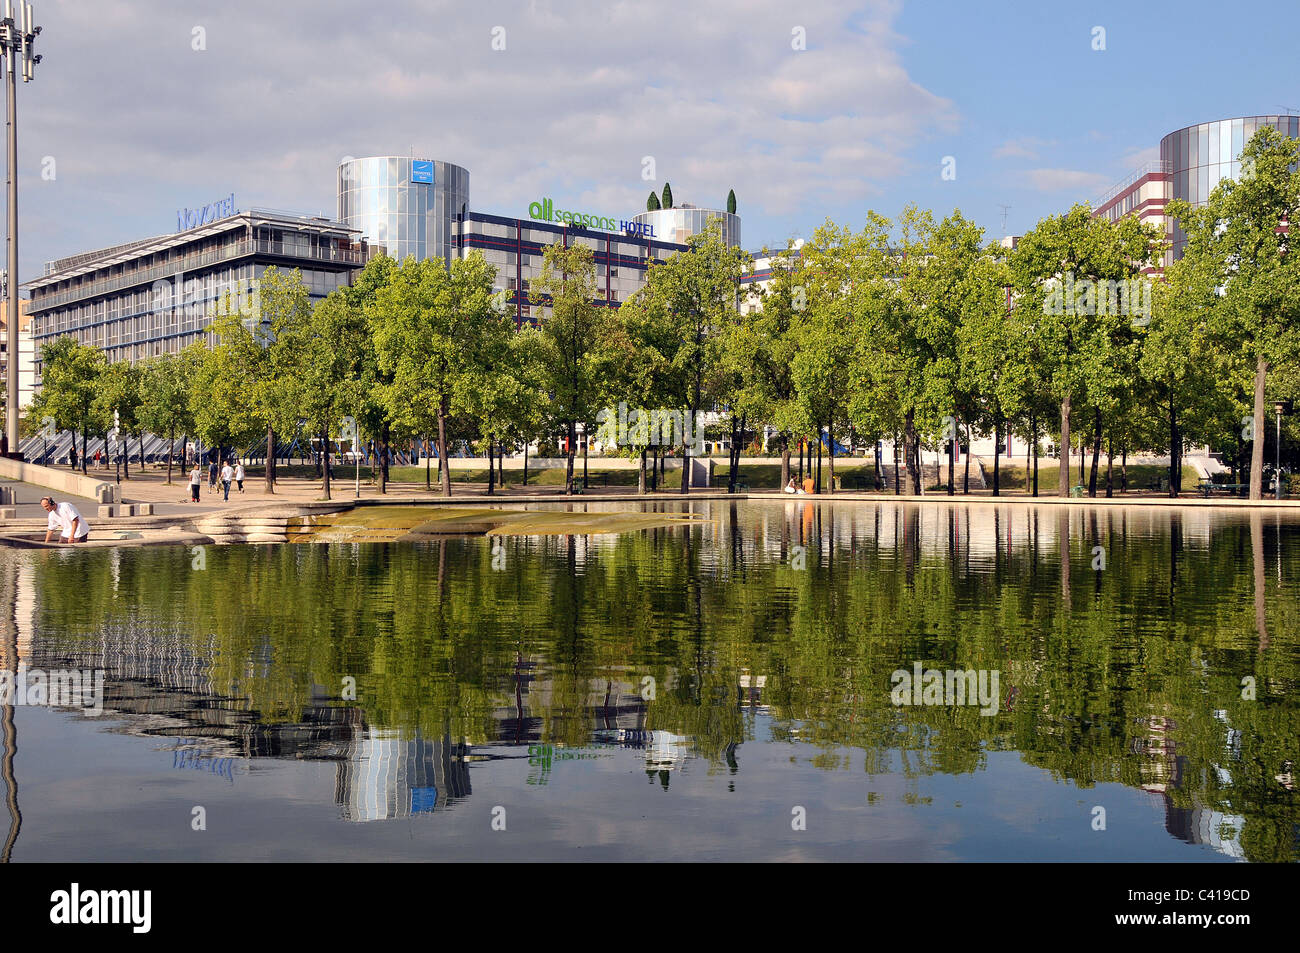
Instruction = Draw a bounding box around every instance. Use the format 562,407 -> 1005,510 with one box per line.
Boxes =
30,239 -> 365,312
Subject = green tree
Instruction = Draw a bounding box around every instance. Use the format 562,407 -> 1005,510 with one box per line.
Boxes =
139,350 -> 199,484
33,337 -> 106,474
1171,127 -> 1300,498
726,189 -> 737,214
532,241 -> 603,494
92,360 -> 144,479
661,182 -> 673,210
647,191 -> 661,212
371,252 -> 503,496
1011,204 -> 1162,497
623,220 -> 749,495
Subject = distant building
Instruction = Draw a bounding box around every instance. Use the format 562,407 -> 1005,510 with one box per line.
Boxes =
1095,115 -> 1300,270
0,298 -> 36,412
22,208 -> 368,385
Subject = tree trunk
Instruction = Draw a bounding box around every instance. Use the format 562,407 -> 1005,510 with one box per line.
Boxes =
1105,435 -> 1114,498
424,436 -> 431,490
780,436 -> 790,489
947,425 -> 954,496
565,422 -> 577,495
264,424 -> 275,494
639,447 -> 646,493
582,427 -> 589,490
438,400 -> 452,497
167,428 -> 175,485
815,424 -> 823,493
904,410 -> 918,494
828,421 -> 836,494
487,436 -> 495,495
1122,447 -> 1128,493
379,422 -> 389,494
321,429 -> 331,500
1169,394 -> 1179,499
1088,407 -> 1101,497
1058,395 -> 1071,497
893,436 -> 900,495
1250,357 -> 1267,499
963,425 -> 971,494
992,415 -> 1001,497
727,414 -> 739,493
1031,413 -> 1039,497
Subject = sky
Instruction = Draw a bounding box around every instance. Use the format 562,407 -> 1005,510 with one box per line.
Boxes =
4,0 -> 1299,280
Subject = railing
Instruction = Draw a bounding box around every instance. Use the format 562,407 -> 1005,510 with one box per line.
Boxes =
30,240 -> 364,312
1094,160 -> 1172,210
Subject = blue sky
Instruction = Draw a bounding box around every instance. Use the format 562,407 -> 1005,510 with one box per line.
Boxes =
884,0 -> 1300,243
6,0 -> 1298,278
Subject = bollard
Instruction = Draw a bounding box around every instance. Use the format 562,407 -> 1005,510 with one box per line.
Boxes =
98,504 -> 116,518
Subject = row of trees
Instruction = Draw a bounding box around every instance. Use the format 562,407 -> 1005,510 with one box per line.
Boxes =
27,128 -> 1299,500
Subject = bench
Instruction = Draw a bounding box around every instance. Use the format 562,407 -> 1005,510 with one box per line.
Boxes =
1198,482 -> 1248,498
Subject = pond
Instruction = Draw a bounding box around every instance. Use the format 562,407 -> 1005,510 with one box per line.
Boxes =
1,499 -> 1296,861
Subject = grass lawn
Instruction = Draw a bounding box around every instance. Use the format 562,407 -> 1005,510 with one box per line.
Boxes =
989,462 -> 1202,492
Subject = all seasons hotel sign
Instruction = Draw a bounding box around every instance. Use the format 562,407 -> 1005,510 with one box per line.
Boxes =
527,198 -> 656,238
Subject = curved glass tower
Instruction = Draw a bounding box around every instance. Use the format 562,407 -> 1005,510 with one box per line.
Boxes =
630,205 -> 741,248
1160,115 -> 1300,259
337,156 -> 470,265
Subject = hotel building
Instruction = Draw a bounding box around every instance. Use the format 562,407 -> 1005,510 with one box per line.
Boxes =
23,208 -> 368,383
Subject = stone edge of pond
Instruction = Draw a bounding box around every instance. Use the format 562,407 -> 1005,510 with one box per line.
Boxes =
3,491 -> 1298,549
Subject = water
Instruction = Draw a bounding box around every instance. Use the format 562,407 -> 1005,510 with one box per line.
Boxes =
1,499 -> 1297,862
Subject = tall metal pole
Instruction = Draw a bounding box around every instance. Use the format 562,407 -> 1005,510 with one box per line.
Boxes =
4,14 -> 18,454
2,2 -> 40,457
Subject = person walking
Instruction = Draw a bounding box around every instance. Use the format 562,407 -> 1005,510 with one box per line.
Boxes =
189,463 -> 202,503
41,496 -> 90,544
234,461 -> 245,493
208,458 -> 218,492
220,460 -> 234,501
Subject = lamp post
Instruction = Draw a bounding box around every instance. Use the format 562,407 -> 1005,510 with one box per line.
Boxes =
0,1 -> 40,457
1274,400 -> 1291,500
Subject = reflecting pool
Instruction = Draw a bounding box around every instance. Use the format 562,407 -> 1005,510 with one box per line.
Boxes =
1,500 -> 1297,862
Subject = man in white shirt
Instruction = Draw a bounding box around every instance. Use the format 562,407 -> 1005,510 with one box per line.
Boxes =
234,462 -> 245,493
220,461 -> 234,501
41,496 -> 90,544
189,465 -> 202,502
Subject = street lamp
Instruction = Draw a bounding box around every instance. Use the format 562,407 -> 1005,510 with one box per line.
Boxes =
0,1 -> 41,457
1274,399 -> 1292,500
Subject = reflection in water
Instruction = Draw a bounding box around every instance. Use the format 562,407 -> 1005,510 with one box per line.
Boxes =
2,500 -> 1298,862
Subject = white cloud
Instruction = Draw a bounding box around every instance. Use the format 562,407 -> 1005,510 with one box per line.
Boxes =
994,136 -> 1056,160
19,0 -> 957,270
1024,168 -> 1111,194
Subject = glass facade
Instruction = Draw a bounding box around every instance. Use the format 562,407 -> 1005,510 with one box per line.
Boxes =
26,212 -> 363,380
1161,115 -> 1300,259
630,206 -> 741,248
337,157 -> 470,265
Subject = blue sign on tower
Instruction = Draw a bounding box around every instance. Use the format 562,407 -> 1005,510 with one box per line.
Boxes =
411,160 -> 434,184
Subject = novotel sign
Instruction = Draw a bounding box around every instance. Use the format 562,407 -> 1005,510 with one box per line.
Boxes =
528,197 -> 656,238
177,193 -> 236,233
